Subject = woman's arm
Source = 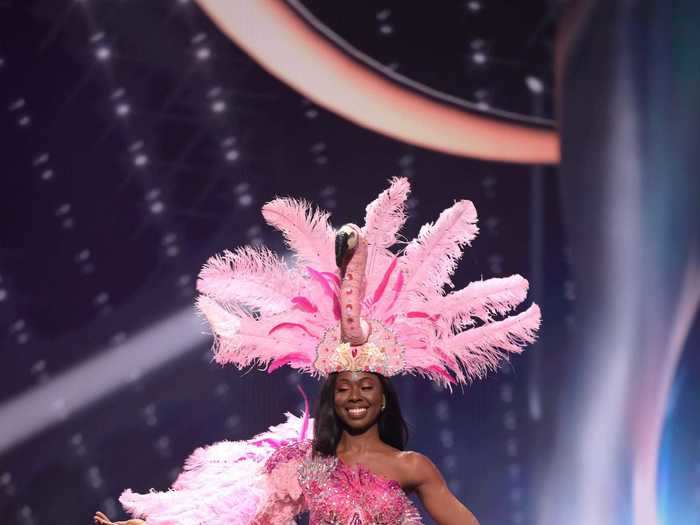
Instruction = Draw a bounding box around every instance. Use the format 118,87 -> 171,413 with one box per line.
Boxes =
405,453 -> 480,525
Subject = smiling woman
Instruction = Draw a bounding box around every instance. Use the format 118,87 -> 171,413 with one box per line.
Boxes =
96,178 -> 537,525
314,371 -> 408,457
304,370 -> 481,523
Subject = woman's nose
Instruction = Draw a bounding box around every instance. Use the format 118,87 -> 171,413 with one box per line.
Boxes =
348,385 -> 362,400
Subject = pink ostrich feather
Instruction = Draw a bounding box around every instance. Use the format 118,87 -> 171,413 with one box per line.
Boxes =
120,412 -> 312,525
363,176 -> 411,250
197,296 -> 316,370
443,303 -> 541,381
261,197 -> 335,271
399,200 -> 479,304
425,274 -> 530,331
197,246 -> 300,316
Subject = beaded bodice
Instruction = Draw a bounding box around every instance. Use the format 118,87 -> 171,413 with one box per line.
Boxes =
299,453 -> 423,524
263,440 -> 423,525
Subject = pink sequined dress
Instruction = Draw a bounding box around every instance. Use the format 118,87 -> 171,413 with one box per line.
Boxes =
120,414 -> 423,525
258,440 -> 423,525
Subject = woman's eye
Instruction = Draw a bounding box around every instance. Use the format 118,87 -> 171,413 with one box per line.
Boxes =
361,387 -> 373,391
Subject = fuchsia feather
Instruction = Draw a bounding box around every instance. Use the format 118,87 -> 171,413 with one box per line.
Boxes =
371,256 -> 398,305
196,178 -> 541,386
291,296 -> 318,313
306,266 -> 341,320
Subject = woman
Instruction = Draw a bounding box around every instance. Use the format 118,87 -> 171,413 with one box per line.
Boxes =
95,178 -> 539,524
303,370 -> 479,524
96,371 -> 478,525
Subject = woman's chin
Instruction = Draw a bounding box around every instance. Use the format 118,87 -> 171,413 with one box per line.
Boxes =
340,414 -> 379,432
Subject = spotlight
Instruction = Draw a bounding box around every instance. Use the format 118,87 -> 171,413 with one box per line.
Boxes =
525,75 -> 545,94
195,47 -> 211,61
95,46 -> 111,61
115,102 -> 130,116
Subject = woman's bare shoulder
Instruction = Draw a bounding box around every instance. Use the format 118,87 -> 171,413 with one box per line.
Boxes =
393,450 -> 441,485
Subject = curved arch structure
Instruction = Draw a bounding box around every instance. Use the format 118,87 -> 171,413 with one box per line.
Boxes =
195,0 -> 559,165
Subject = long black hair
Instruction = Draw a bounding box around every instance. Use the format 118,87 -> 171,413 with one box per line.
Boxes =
312,372 -> 409,456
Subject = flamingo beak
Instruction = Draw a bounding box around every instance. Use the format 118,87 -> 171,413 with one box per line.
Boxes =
335,229 -> 351,268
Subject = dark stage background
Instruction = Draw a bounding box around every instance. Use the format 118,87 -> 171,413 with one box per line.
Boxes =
0,2 -> 697,525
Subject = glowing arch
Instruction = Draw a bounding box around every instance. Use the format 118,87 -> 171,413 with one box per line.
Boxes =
195,0 -> 559,165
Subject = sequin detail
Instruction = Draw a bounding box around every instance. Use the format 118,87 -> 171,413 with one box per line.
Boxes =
271,441 -> 424,525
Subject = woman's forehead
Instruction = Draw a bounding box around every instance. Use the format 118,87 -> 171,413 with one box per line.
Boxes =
336,371 -> 377,384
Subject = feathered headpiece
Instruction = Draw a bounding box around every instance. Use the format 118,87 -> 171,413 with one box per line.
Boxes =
196,178 -> 540,387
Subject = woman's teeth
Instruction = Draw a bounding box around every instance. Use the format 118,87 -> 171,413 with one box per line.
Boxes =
347,407 -> 368,417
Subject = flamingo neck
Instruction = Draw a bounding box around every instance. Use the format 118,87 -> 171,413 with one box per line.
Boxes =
340,235 -> 370,346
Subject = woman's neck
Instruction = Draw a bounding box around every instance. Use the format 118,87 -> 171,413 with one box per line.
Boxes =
336,423 -> 382,454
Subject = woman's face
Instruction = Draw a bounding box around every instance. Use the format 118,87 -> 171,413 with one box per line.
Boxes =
334,371 -> 384,430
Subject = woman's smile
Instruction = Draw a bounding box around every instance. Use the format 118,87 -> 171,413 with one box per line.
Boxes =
346,406 -> 369,418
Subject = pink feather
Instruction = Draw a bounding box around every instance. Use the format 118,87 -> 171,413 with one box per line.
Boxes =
427,365 -> 456,385
197,246 -> 299,316
443,303 -> 541,380
261,197 -> 335,271
425,274 -> 530,329
363,177 -> 411,250
399,200 -> 479,302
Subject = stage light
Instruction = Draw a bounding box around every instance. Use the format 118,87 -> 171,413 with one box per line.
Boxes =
211,99 -> 227,113
471,51 -> 487,65
0,289 -> 7,302
379,24 -> 394,36
40,169 -> 54,181
115,102 -> 131,116
133,153 -> 149,166
0,308 -> 207,453
32,152 -> 49,166
195,46 -> 211,61
376,9 -> 391,21
526,75 -> 544,94
93,292 -> 110,306
150,201 -> 165,214
9,98 -> 25,111
95,46 -> 111,61
75,249 -> 91,263
467,1 -> 482,13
